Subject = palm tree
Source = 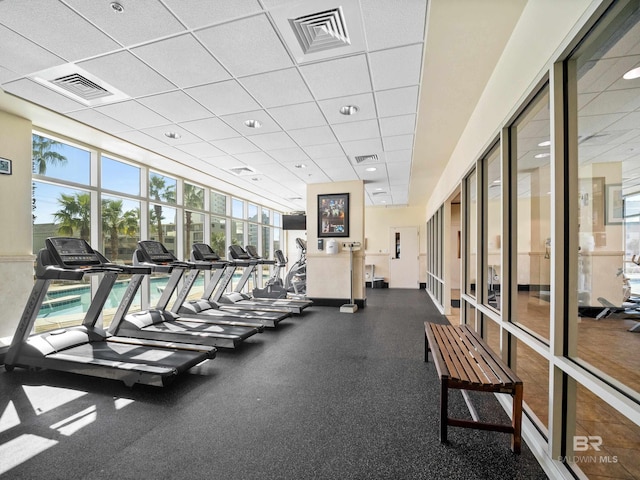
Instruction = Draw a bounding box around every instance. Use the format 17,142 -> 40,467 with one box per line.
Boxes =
32,134 -> 67,175
102,199 -> 139,261
53,192 -> 91,240
149,174 -> 175,244
184,184 -> 204,254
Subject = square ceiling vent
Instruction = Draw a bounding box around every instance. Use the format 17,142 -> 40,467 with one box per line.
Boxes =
271,0 -> 365,64
30,64 -> 129,106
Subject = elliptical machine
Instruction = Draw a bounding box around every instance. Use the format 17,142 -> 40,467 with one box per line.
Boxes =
285,238 -> 307,296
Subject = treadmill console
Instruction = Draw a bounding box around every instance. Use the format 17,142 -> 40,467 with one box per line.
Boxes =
192,243 -> 220,262
137,240 -> 177,264
245,245 -> 260,259
274,250 -> 287,264
46,237 -> 102,267
228,244 -> 251,260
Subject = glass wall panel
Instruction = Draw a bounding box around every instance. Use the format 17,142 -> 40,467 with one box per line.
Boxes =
514,87 -> 551,340
211,216 -> 226,256
149,172 -> 177,205
184,183 -> 204,210
232,198 -> 244,218
32,134 -> 90,185
262,226 -> 271,259
273,211 -> 281,228
484,316 -> 501,355
211,191 -> 226,215
149,205 -> 176,253
465,170 -> 477,298
231,219 -> 245,246
484,147 -> 501,310
571,0 -> 640,393
262,208 -> 271,225
184,211 -> 205,260
515,339 -> 549,430
102,156 -> 140,195
572,384 -> 640,479
274,226 -> 281,252
248,223 -> 259,249
101,195 -> 140,263
248,203 -> 259,222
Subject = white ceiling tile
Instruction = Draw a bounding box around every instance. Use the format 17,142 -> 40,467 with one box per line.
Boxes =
0,25 -> 65,76
186,80 -> 260,115
179,117 -> 240,141
140,124 -> 201,145
163,0 -> 264,29
360,0 -> 427,51
2,79 -> 85,113
213,137 -> 261,155
300,54 -> 372,99
138,91 -> 212,123
196,14 -> 293,77
387,161 -> 411,185
176,142 -> 226,158
369,44 -> 423,90
288,126 -> 337,146
375,86 -> 419,117
322,167 -> 360,182
65,0 -> 185,47
0,0 -> 120,61
249,132 -> 297,150
269,102 -> 327,130
96,101 -> 169,129
385,150 -> 413,163
67,109 -> 131,133
267,147 -> 309,163
354,162 -> 388,182
304,143 -> 346,159
202,155 -> 246,170
0,65 -> 16,83
116,130 -> 174,151
234,152 -> 277,166
132,34 -> 230,88
341,138 -> 383,155
383,134 -> 414,151
332,119 -> 380,142
78,51 -> 176,98
315,156 -> 352,169
240,68 -> 313,107
318,93 -> 377,124
379,114 -> 416,136
219,110 -> 281,136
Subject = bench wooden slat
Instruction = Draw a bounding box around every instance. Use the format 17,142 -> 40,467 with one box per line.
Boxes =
424,321 -> 523,454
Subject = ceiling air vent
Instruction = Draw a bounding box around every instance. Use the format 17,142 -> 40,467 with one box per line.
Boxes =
289,7 -> 350,54
228,166 -> 256,176
30,64 -> 129,106
353,154 -> 378,164
372,191 -> 387,196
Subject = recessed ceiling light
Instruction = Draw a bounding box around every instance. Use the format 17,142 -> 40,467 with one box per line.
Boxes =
375,187 -> 383,191
339,105 -> 359,116
294,163 -> 306,169
381,200 -> 387,204
251,177 -> 260,181
164,131 -> 181,139
365,167 -> 377,172
623,67 -> 640,80
535,153 -> 551,158
110,2 -> 124,13
538,140 -> 551,147
244,119 -> 262,129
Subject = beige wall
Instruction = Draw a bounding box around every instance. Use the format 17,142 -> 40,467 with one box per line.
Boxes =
0,111 -> 35,344
306,180 -> 365,301
364,205 -> 426,284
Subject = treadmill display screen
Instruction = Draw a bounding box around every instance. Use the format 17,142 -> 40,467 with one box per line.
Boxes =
193,243 -> 219,261
47,237 -> 101,266
229,245 -> 251,260
139,241 -> 174,263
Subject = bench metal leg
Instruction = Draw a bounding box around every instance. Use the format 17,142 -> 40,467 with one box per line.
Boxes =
425,333 -> 430,362
511,384 -> 523,454
440,379 -> 448,444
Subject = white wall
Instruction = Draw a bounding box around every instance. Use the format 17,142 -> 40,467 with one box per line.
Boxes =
0,111 -> 35,345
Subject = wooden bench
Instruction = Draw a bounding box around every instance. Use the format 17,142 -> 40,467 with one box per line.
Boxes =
424,321 -> 523,453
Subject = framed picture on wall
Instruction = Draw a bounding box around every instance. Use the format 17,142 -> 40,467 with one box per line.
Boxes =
318,193 -> 349,237
0,157 -> 11,175
605,184 -> 623,224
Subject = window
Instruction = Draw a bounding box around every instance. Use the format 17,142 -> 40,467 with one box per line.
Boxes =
184,182 -> 204,210
210,217 -> 227,256
101,195 -> 140,263
149,171 -> 177,205
102,156 -> 140,195
211,190 -> 227,215
32,133 -> 90,185
232,198 -> 244,218
483,146 -> 501,311
149,205 -> 176,253
464,170 -> 477,299
248,203 -> 259,222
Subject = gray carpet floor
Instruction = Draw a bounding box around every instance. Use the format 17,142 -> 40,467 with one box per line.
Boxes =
0,289 -> 547,479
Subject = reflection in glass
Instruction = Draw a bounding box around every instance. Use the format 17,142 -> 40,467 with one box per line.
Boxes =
466,170 -> 477,298
516,339 -> 549,430
484,147 -> 501,310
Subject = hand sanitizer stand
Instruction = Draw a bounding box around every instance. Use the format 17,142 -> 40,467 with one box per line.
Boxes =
340,242 -> 361,313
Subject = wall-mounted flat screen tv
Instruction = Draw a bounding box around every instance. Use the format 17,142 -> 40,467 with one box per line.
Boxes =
283,215 -> 306,231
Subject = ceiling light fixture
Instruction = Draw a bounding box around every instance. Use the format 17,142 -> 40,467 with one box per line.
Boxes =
535,153 -> 551,158
294,163 -> 306,169
365,167 -> 377,172
623,67 -> 640,80
110,2 -> 124,13
244,119 -> 262,129
164,131 -> 181,139
340,105 -> 359,116
538,140 -> 551,147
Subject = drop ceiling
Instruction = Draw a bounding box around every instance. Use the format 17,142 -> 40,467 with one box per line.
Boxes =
0,0 -> 537,213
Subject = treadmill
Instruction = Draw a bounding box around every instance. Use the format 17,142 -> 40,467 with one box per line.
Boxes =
108,241 -> 262,349
173,243 -> 290,328
216,245 -> 312,315
4,237 -> 215,387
